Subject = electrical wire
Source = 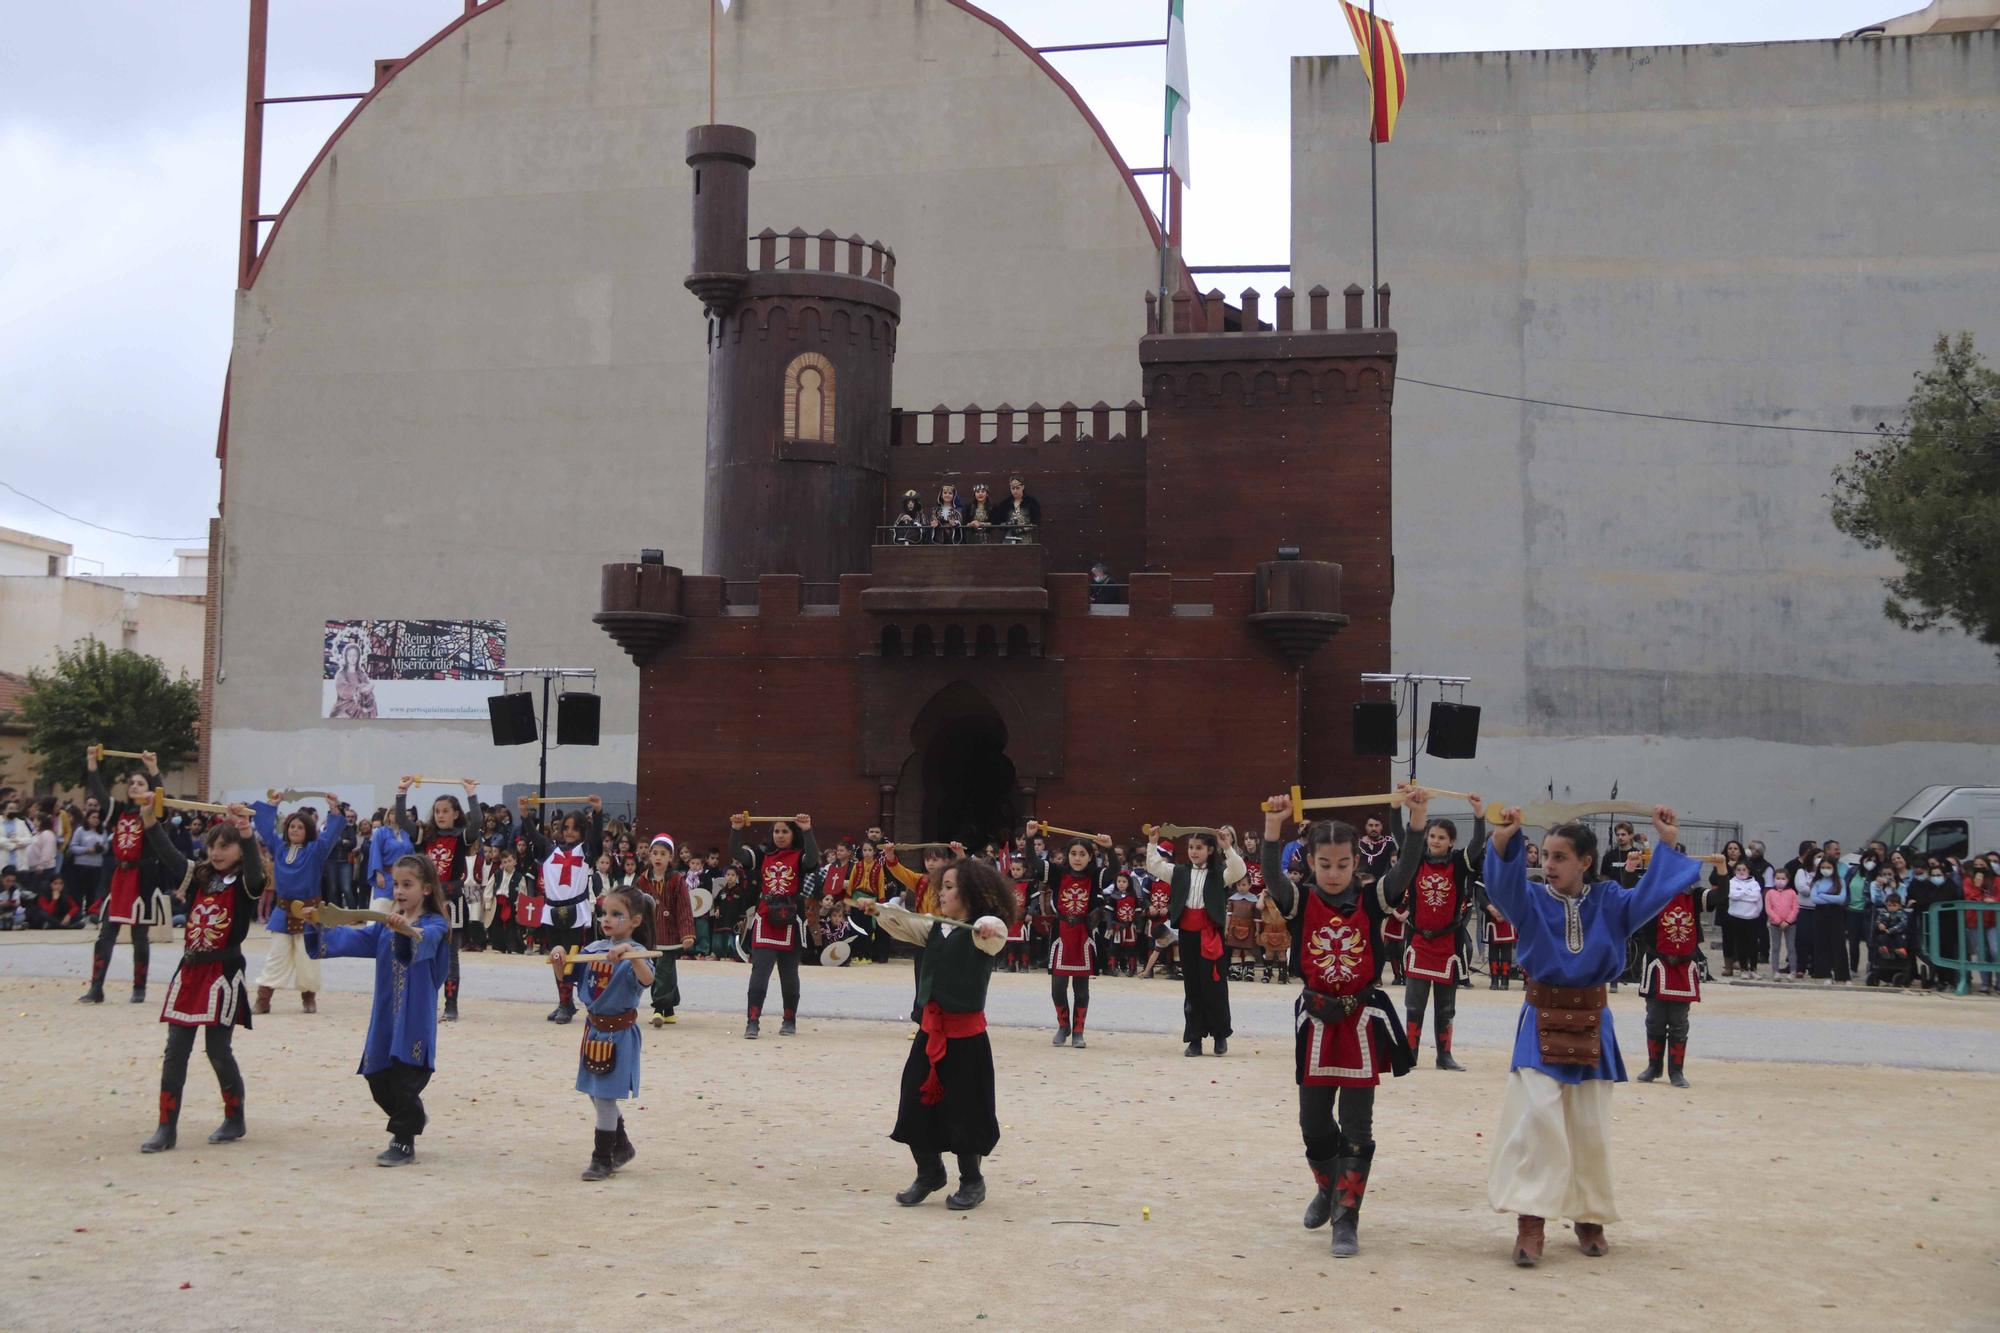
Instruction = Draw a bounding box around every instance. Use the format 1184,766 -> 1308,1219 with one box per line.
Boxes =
1398,377 -> 1883,436
0,480 -> 207,542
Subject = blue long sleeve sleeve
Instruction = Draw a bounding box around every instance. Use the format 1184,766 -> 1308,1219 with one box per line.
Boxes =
1482,834 -> 1532,923
1609,846 -> 1702,938
309,922 -> 383,959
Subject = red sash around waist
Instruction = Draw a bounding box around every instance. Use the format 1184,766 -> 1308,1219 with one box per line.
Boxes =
917,1001 -> 987,1105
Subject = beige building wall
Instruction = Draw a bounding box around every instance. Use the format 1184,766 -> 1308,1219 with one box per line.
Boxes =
0,577 -> 205,680
1292,33 -> 2000,847
214,0 -> 1166,798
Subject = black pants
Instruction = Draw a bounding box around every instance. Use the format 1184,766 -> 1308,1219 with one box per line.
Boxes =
1299,1083 -> 1376,1160
1795,909 -> 1816,974
651,955 -> 681,1016
445,927 -> 462,1003
910,1146 -> 983,1184
1178,928 -> 1231,1042
91,915 -> 150,988
1845,912 -> 1867,972
366,1060 -> 433,1141
1642,995 -> 1690,1050
1403,975 -> 1458,1045
159,1023 -> 242,1121
747,947 -> 800,1019
1050,973 -> 1090,1027
1810,908 -> 1851,981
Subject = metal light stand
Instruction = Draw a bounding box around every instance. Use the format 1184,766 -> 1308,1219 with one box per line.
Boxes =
1359,671 -> 1472,783
498,667 -> 596,805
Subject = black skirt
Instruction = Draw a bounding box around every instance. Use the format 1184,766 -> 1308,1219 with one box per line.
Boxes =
890,1031 -> 999,1157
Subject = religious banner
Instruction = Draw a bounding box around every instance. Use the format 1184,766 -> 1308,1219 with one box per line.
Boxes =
323,619 -> 506,720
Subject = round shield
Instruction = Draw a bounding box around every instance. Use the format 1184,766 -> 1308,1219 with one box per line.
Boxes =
690,886 -> 714,918
735,929 -> 752,963
820,939 -> 853,968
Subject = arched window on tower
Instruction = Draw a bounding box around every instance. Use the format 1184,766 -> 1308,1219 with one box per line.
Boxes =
783,352 -> 837,445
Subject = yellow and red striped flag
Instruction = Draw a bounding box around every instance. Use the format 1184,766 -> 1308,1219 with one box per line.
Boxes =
1338,2 -> 1408,143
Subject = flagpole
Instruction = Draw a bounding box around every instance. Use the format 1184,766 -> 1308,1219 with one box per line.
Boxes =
1367,0 -> 1379,308
1156,0 -> 1173,327
708,0 -> 717,124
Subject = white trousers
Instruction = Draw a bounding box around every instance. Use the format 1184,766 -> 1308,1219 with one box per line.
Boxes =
256,932 -> 323,993
1487,1068 -> 1619,1224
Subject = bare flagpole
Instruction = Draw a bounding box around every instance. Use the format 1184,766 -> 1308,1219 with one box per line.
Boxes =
1367,0 -> 1379,304
709,0 -> 717,123
1156,0 -> 1172,329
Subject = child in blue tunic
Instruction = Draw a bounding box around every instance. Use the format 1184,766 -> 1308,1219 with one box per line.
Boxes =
304,853 -> 452,1167
1480,801 -> 1699,1267
549,884 -> 655,1181
251,792 -> 346,1014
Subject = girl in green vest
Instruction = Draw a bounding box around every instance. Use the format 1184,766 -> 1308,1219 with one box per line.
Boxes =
859,858 -> 1016,1212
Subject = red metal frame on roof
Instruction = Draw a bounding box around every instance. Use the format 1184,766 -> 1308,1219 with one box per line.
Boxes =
237,0 -> 1184,291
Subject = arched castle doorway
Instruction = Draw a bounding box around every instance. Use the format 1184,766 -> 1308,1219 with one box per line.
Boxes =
893,681 -> 1020,847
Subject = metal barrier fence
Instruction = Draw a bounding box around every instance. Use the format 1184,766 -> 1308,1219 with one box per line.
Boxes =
1924,901 -> 1998,995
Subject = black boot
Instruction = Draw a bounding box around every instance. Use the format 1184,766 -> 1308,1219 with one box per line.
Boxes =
744,1016 -> 760,1040
1328,1143 -> 1374,1257
1636,1038 -> 1664,1083
141,1090 -> 179,1153
946,1155 -> 987,1210
1051,1026 -> 1070,1046
208,1086 -> 246,1144
1668,1041 -> 1690,1089
1184,1040 -> 1202,1057
1434,1023 -> 1464,1071
1303,1152 -> 1340,1229
581,1129 -> 617,1182
376,1137 -> 415,1166
779,1015 -> 797,1037
443,983 -> 459,1023
896,1153 -> 948,1206
612,1117 -> 636,1168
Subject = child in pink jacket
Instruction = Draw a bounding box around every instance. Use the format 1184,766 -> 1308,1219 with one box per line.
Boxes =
1763,878 -> 1800,980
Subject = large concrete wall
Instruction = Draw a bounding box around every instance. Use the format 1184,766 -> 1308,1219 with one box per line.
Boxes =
1292,33 -> 2000,848
214,0 -> 1166,798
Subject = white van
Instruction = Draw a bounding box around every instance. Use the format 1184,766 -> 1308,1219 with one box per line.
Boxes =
1869,787 -> 2000,862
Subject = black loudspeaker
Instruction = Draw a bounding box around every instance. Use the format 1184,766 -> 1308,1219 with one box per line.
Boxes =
1352,700 -> 1399,757
487,692 -> 538,747
556,691 -> 601,747
1426,702 -> 1482,759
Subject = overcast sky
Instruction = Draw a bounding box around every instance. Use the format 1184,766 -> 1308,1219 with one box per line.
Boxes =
0,0 -> 1900,576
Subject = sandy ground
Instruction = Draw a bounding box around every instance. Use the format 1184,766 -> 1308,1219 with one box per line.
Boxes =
1,959 -> 1996,1333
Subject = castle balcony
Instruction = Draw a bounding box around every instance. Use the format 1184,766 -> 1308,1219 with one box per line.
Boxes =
862,541 -> 1049,658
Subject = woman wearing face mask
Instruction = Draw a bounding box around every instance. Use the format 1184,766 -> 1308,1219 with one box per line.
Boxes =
1807,854 -> 1851,984
1906,859 -> 1961,990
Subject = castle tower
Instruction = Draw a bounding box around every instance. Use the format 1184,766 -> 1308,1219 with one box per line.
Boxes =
1141,282 -> 1397,794
685,125 -> 902,583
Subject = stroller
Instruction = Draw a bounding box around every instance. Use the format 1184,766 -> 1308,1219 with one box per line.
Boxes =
1867,910 -> 1914,988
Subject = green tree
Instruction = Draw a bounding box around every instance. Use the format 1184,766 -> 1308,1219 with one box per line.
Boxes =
1831,332 -> 2000,656
19,641 -> 200,790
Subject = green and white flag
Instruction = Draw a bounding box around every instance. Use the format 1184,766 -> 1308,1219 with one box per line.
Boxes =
1165,0 -> 1190,185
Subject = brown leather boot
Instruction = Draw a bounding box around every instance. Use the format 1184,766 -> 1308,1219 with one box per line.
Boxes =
1513,1215 -> 1546,1267
1575,1222 -> 1609,1257
253,986 -> 273,1016
301,991 -> 317,1014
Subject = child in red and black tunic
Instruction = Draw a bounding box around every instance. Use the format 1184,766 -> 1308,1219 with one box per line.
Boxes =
1635,857 -> 1707,1088
137,792 -> 263,1153
398,779 -> 481,1023
1383,802 -> 1487,1070
78,747 -> 166,1005
1262,792 -> 1416,1257
1003,853 -> 1034,973
1042,834 -> 1110,1048
728,812 -> 820,1039
1483,887 -> 1519,990
1108,872 -> 1143,977
860,857 -> 1015,1212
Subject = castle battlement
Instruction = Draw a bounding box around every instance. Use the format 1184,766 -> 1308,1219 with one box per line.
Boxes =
890,401 -> 1145,448
750,227 -> 896,288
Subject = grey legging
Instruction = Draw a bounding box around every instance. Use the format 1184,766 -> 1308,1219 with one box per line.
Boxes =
591,1096 -> 620,1131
